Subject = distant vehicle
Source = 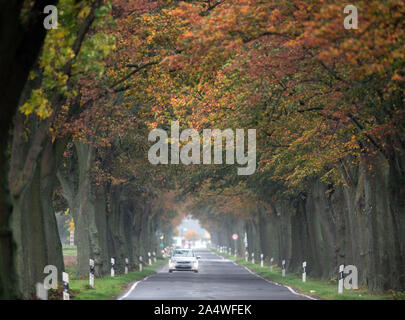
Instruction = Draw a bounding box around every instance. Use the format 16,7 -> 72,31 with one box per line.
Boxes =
169,249 -> 200,273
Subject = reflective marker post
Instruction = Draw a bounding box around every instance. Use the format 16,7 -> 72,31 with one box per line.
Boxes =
89,259 -> 95,288
36,282 -> 48,300
245,251 -> 248,262
302,261 -> 307,282
251,252 -> 255,264
111,258 -> 115,277
282,260 -> 286,277
125,258 -> 129,275
338,265 -> 344,294
260,254 -> 264,267
148,252 -> 152,265
270,257 -> 274,272
69,230 -> 74,246
139,256 -> 143,272
62,272 -> 69,300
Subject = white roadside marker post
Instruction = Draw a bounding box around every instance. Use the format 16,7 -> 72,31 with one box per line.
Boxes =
36,282 -> 48,300
148,252 -> 152,265
69,230 -> 74,246
251,252 -> 255,264
89,259 -> 95,288
153,252 -> 157,263
260,254 -> 264,267
245,251 -> 248,262
282,260 -> 286,277
234,249 -> 237,257
302,261 -> 307,282
270,257 -> 274,272
62,272 -> 69,300
125,258 -> 129,275
338,264 -> 344,294
139,256 -> 143,272
111,258 -> 115,277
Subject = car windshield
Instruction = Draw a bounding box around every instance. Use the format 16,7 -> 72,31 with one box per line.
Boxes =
173,250 -> 194,257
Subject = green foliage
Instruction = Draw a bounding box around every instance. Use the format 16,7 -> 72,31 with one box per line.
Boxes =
20,0 -> 116,117
391,291 -> 405,300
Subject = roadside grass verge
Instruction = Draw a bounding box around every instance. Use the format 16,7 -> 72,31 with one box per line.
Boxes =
59,259 -> 167,300
211,249 -> 393,300
62,245 -> 77,256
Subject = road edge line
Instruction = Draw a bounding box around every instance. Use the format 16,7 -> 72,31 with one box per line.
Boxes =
118,275 -> 151,300
211,249 -> 318,300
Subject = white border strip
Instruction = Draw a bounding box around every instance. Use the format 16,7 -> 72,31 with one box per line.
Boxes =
118,276 -> 150,300
242,265 -> 317,300
212,249 -> 317,300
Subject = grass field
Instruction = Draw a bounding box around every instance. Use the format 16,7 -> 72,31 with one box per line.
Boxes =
54,258 -> 167,300
62,245 -> 77,256
212,249 -> 395,300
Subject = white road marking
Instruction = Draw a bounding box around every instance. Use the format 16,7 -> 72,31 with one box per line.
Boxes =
118,276 -> 150,300
242,265 -> 317,300
211,250 -> 317,300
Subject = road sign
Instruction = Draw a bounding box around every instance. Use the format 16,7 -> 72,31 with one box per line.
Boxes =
232,234 -> 238,240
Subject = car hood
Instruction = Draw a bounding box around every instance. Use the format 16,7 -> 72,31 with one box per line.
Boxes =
171,257 -> 196,262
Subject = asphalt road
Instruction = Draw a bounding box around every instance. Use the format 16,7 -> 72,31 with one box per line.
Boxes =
119,249 -> 311,300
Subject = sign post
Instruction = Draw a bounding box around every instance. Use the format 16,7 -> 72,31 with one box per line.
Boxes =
232,234 -> 238,258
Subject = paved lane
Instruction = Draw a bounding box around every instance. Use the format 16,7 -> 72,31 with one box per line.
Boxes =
120,249 -> 310,300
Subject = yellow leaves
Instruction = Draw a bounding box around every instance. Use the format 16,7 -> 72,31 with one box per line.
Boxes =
78,5 -> 91,19
28,71 -> 36,81
68,217 -> 75,232
19,89 -> 53,119
392,73 -> 404,82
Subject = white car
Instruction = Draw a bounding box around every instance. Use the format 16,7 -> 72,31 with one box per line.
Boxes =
169,249 -> 200,273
